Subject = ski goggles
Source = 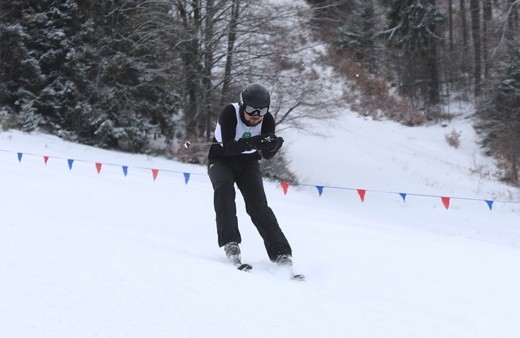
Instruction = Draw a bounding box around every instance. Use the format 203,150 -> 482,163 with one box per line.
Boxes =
244,105 -> 269,117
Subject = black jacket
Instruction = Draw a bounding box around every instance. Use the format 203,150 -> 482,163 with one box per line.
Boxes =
208,104 -> 279,161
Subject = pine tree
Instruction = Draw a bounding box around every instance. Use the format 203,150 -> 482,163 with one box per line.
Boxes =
32,0 -> 84,132
56,0 -> 180,151
0,0 -> 45,129
475,47 -> 520,185
382,0 -> 443,109
1,0 -> 181,151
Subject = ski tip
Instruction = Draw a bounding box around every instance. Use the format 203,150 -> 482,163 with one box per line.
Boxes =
291,274 -> 306,281
237,263 -> 253,272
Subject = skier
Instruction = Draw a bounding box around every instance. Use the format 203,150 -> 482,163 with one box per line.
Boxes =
207,83 -> 294,269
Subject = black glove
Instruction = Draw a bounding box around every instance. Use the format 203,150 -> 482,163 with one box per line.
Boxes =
272,136 -> 284,151
261,135 -> 282,152
248,134 -> 267,149
260,136 -> 283,159
250,133 -> 279,151
236,138 -> 254,152
237,134 -> 282,152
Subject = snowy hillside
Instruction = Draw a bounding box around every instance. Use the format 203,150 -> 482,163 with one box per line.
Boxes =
1,110 -> 520,337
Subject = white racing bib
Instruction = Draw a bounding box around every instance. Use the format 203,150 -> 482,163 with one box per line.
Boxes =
214,103 -> 263,154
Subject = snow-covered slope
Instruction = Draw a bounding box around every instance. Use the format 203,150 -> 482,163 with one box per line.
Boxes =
1,110 -> 519,337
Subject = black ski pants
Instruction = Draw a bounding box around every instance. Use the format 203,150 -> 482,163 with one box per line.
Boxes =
208,159 -> 292,261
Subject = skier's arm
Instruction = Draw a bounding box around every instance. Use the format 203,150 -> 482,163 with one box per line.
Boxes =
220,105 -> 250,156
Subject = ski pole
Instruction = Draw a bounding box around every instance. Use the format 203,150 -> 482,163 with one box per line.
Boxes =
183,140 -> 222,149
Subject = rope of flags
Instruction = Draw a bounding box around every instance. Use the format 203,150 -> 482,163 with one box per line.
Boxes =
5,148 -> 520,211
7,149 -> 197,184
280,182 -> 519,211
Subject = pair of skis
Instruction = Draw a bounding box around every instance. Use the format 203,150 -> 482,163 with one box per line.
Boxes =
232,259 -> 305,281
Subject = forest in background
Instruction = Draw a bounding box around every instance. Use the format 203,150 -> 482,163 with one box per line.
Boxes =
0,0 -> 519,185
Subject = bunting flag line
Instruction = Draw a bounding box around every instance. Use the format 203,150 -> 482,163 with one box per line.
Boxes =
6,148 -> 520,211
293,182 -> 519,211
9,149 -> 196,183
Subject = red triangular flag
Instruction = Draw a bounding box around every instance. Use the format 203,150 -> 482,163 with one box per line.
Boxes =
357,189 -> 366,203
95,162 -> 102,174
441,196 -> 450,209
152,168 -> 159,181
43,156 -> 49,164
280,181 -> 289,195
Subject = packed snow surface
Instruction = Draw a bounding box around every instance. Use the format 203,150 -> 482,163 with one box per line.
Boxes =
1,112 -> 520,337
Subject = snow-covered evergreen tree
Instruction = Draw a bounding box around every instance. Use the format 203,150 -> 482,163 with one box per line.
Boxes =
0,1 -> 45,129
382,0 -> 443,109
0,0 -> 181,152
75,0 -> 179,152
476,46 -> 520,185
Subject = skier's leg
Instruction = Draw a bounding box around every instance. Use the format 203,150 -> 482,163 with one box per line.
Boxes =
208,161 -> 241,247
236,162 -> 292,261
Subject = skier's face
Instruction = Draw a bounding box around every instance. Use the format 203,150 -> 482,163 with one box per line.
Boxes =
243,111 -> 263,126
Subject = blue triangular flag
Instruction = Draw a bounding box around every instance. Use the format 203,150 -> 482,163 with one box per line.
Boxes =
399,193 -> 407,202
122,166 -> 128,177
316,186 -> 324,196
17,152 -> 23,162
68,159 -> 74,170
183,172 -> 190,184
485,200 -> 494,210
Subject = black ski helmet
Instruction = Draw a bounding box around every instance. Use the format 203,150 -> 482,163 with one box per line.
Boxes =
239,83 -> 270,108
